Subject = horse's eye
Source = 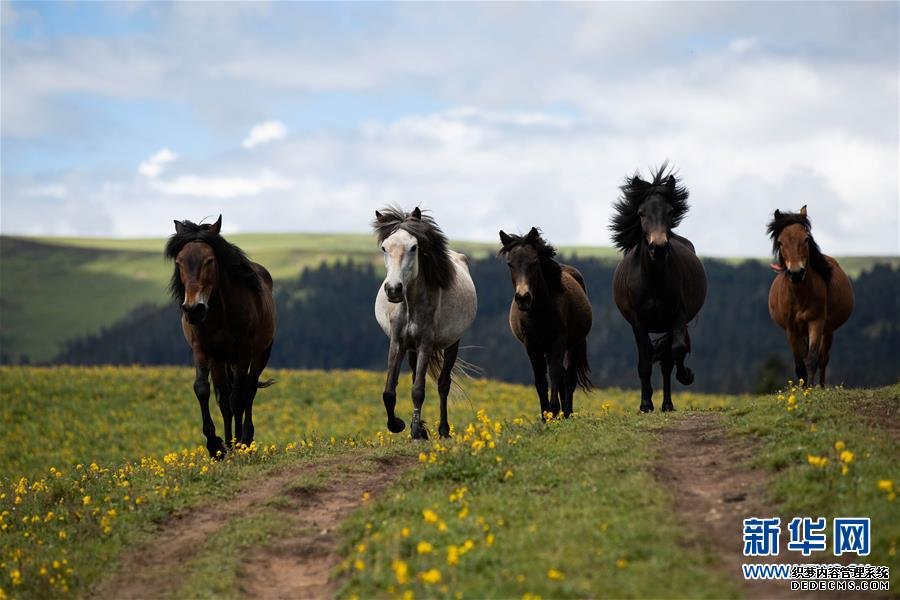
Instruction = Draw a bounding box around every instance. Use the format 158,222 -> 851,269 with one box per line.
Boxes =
203,257 -> 214,266
506,261 -> 512,268
381,246 -> 386,252
638,210 -> 645,217
410,245 -> 417,252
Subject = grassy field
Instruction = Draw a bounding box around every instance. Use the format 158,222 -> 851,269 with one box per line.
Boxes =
0,366 -> 896,598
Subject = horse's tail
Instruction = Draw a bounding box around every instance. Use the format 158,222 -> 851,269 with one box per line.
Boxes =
570,338 -> 593,393
426,349 -> 482,388
257,378 -> 276,388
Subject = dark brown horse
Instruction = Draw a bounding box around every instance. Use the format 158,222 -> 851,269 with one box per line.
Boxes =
499,228 -> 592,419
610,164 -> 706,412
165,215 -> 276,457
767,205 -> 853,386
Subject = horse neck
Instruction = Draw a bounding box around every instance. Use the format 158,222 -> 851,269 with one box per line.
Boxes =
402,271 -> 438,321
528,267 -> 553,313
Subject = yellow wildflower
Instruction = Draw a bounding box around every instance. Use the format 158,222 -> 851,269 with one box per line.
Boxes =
840,450 -> 854,464
447,545 -> 460,566
353,559 -> 365,571
877,480 -> 894,492
834,440 -> 846,451
401,527 -> 411,538
392,559 -> 410,584
616,558 -> 629,569
419,568 -> 442,584
422,509 -> 439,523
547,568 -> 565,580
82,495 -> 91,505
417,541 -> 433,555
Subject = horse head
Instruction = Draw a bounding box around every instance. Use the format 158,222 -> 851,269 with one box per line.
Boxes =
770,205 -> 813,284
171,215 -> 222,324
499,227 -> 560,312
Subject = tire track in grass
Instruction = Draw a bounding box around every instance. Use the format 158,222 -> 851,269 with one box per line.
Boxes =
94,451 -> 414,599
655,412 -> 791,599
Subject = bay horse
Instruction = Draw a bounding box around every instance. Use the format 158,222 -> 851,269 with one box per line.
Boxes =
499,228 -> 592,419
610,164 -> 706,412
767,205 -> 854,386
165,215 -> 276,457
373,206 -> 477,439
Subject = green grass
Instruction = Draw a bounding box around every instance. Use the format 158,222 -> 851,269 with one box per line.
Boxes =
723,383 -> 900,587
339,412 -> 738,599
0,370 -> 897,598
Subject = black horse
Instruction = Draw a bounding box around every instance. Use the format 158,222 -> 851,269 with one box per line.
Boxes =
610,164 -> 706,412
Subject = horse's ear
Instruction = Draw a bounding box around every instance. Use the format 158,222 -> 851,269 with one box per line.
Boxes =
375,210 -> 384,221
667,175 -> 676,192
799,205 -> 807,216
525,227 -> 540,242
499,230 -> 512,246
774,209 -> 782,218
411,207 -> 422,220
174,220 -> 188,234
209,214 -> 222,235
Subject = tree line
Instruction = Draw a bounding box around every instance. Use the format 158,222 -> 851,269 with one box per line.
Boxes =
54,258 -> 899,394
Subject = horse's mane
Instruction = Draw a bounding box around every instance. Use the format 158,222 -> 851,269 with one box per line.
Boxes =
610,162 -> 690,252
498,229 -> 564,293
372,206 -> 454,290
766,210 -> 833,282
165,220 -> 261,301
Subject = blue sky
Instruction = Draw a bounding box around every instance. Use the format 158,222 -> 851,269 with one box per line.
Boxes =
1,1 -> 897,256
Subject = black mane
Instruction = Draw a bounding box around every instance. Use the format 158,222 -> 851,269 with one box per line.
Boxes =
610,162 -> 690,252
766,210 -> 833,282
165,220 -> 261,301
372,206 -> 455,289
498,229 -> 564,293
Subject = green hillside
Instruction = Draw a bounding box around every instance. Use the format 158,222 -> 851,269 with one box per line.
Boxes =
0,233 -> 894,363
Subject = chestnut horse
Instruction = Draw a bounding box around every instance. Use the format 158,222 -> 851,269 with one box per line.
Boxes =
166,215 -> 276,457
610,165 -> 706,413
767,206 -> 853,386
499,228 -> 592,419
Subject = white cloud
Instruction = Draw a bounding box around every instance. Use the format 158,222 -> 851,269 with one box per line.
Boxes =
137,148 -> 178,178
242,120 -> 287,149
23,184 -> 67,199
151,170 -> 294,198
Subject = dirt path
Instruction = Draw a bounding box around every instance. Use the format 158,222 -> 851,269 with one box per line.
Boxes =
96,452 -> 414,600
655,412 -> 789,599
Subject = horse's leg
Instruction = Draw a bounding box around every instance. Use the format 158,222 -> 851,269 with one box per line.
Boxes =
786,329 -> 808,385
410,338 -> 433,440
408,351 -> 417,385
526,345 -> 550,420
660,342 -> 675,412
193,362 -> 226,459
673,327 -> 694,385
632,324 -> 654,412
437,341 -> 459,438
229,359 -> 251,445
804,319 -> 825,388
548,339 -> 565,418
239,342 -> 273,446
564,350 -> 577,417
210,362 -> 233,450
382,339 -> 406,433
819,330 -> 834,387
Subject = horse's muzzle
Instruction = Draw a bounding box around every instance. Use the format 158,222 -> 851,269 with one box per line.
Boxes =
648,241 -> 669,261
182,302 -> 208,324
384,282 -> 404,303
514,291 -> 532,311
789,268 -> 806,283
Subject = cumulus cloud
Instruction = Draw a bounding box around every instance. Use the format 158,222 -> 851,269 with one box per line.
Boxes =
151,171 -> 294,199
242,120 -> 287,149
137,148 -> 178,178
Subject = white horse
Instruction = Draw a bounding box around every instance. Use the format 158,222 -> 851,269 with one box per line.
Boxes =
373,207 -> 477,439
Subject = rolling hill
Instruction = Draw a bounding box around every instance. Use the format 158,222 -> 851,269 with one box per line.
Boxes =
0,233 -> 894,363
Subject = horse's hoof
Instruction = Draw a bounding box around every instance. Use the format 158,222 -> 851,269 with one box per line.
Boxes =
411,421 -> 429,440
387,417 -> 406,433
639,404 -> 654,413
661,403 -> 675,412
207,437 -> 227,459
438,423 -> 451,438
676,368 -> 694,385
